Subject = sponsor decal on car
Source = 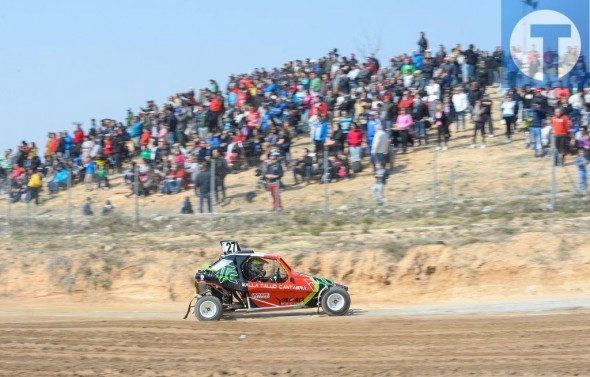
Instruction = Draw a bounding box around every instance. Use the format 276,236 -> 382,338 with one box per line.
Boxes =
252,293 -> 271,299
276,297 -> 304,305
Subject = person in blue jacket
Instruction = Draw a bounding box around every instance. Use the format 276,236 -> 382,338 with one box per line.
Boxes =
63,131 -> 73,159
366,111 -> 382,152
311,114 -> 328,159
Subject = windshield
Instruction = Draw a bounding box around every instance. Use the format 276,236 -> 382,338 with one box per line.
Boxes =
208,258 -> 234,272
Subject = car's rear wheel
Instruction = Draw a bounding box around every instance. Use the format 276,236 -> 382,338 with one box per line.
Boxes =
321,287 -> 351,316
195,296 -> 223,321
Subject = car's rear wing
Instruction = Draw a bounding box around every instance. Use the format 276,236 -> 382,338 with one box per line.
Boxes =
220,240 -> 241,255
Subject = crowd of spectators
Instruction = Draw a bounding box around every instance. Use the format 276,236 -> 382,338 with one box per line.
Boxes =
2,31 -> 590,212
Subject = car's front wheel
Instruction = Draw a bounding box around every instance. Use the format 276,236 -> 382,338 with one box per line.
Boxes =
321,287 -> 351,316
194,296 -> 223,321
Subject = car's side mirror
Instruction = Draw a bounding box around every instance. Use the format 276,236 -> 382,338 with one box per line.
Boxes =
290,277 -> 295,283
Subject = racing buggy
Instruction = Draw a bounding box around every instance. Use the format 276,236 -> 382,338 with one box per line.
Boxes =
184,241 -> 351,321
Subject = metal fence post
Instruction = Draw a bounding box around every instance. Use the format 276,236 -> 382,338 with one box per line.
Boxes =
432,146 -> 438,214
67,166 -> 72,230
210,159 -> 215,231
134,165 -> 139,230
26,197 -> 31,226
275,170 -> 280,216
323,144 -> 329,224
6,178 -> 12,233
550,135 -> 556,212
449,169 -> 455,209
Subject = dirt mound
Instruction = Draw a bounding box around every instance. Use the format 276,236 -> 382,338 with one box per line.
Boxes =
1,229 -> 588,309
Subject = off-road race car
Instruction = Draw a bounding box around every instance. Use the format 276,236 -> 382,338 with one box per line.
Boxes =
184,240 -> 351,321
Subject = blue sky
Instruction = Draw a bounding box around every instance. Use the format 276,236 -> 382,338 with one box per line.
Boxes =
0,0 -> 501,154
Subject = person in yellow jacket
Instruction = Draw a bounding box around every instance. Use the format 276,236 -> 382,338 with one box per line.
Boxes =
27,169 -> 43,206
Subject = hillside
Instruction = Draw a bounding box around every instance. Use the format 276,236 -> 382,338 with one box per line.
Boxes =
1,95 -> 589,311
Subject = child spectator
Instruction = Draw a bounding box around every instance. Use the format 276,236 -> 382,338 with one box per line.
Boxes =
96,164 -> 110,190
82,197 -> 93,216
181,196 -> 194,214
102,200 -> 114,216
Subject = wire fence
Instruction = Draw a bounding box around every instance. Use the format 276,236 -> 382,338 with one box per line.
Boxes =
1,137 -> 588,235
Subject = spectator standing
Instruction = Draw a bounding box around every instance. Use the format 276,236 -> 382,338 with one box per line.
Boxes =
194,164 -> 212,214
452,87 -> 468,131
310,115 -> 328,159
366,111 -> 382,152
347,123 -> 364,172
433,102 -> 450,151
470,101 -> 487,149
371,125 -> 389,169
531,102 -> 546,157
501,95 -> 517,143
480,94 -> 494,137
426,79 -> 441,118
411,95 -> 429,145
418,32 -> 428,55
84,158 -> 95,191
212,149 -> 228,203
264,155 -> 283,211
551,108 -> 571,166
26,169 -> 42,206
396,108 -> 414,154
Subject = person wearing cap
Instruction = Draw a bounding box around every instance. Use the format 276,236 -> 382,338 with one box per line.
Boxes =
264,155 -> 283,211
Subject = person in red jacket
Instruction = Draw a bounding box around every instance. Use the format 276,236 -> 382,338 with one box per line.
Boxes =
551,107 -> 571,166
208,93 -> 224,132
347,122 -> 364,165
397,91 -> 414,110
140,128 -> 151,148
103,135 -> 113,169
73,124 -> 84,145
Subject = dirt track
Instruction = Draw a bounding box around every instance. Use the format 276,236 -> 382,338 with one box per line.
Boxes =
1,310 -> 589,377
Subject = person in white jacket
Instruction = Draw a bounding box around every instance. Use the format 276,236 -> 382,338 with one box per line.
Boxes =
371,125 -> 390,170
452,86 -> 469,131
426,79 -> 441,118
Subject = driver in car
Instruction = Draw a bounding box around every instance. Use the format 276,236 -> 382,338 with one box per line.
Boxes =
248,258 -> 268,281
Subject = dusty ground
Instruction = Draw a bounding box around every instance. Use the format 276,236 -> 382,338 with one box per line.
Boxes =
1,311 -> 589,377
